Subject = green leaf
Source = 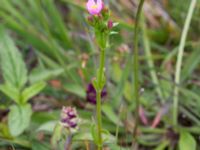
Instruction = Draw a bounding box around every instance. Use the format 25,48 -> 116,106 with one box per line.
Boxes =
44,0 -> 72,48
0,123 -> 12,138
73,132 -> 93,141
51,123 -> 63,149
37,121 -> 57,133
101,129 -> 111,143
32,140 -> 50,150
100,73 -> 106,89
8,104 -> 32,137
179,131 -> 196,150
154,140 -> 169,150
181,45 -> 200,81
73,130 -> 115,144
22,81 -> 46,103
123,82 -> 132,102
92,79 -> 98,90
64,84 -> 86,98
111,64 -> 122,83
0,26 -> 27,90
0,84 -> 20,103
90,124 -> 98,144
29,67 -> 64,83
102,104 -> 123,126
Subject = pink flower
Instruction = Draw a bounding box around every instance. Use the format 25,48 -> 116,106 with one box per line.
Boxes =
86,0 -> 103,15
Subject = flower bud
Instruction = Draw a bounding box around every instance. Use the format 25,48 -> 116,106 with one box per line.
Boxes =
101,6 -> 109,20
87,15 -> 95,26
107,20 -> 113,29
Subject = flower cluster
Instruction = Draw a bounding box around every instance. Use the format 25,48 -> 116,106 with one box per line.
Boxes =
86,83 -> 107,105
60,106 -> 79,132
86,0 -> 114,48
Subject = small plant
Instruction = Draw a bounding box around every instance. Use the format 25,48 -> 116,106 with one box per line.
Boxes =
60,106 -> 80,149
86,0 -> 114,149
0,27 -> 46,137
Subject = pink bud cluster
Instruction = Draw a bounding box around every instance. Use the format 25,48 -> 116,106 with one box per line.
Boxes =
86,0 -> 113,30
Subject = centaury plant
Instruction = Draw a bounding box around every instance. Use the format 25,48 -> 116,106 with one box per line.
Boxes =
86,0 -> 114,149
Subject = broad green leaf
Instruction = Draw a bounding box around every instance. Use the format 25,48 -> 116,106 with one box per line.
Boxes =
64,84 -> 86,98
8,104 -> 32,137
0,84 -> 20,103
22,81 -> 46,103
0,27 -> 27,90
37,121 -> 57,133
179,131 -> 196,150
29,68 -> 64,83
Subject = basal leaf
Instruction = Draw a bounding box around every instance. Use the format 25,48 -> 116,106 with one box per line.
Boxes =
179,131 -> 196,150
8,104 -> 32,137
0,27 -> 27,90
0,84 -> 20,103
22,81 -> 46,103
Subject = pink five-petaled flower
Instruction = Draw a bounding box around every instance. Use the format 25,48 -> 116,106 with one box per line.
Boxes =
86,0 -> 103,15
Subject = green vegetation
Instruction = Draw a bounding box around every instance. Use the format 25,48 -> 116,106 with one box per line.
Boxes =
0,0 -> 200,149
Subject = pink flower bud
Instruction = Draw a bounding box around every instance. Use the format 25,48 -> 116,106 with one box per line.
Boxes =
86,0 -> 103,15
107,20 -> 113,29
87,15 -> 95,26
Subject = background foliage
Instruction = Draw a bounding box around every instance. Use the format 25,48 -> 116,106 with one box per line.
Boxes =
0,0 -> 200,149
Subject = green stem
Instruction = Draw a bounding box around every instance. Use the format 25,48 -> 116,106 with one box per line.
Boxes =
96,47 -> 105,150
173,0 -> 196,126
132,0 -> 145,142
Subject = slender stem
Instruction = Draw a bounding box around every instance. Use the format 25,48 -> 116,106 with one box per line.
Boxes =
97,90 -> 102,150
64,135 -> 72,150
173,0 -> 196,126
132,0 -> 145,141
96,47 -> 105,150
